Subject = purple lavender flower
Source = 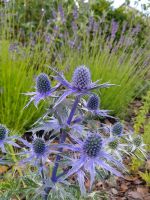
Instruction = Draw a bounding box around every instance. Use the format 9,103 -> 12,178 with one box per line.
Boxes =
85,94 -> 114,118
20,135 -> 58,168
77,42 -> 82,51
87,16 -> 94,35
68,40 -> 75,48
58,4 -> 65,24
132,24 -> 141,35
58,133 -> 125,193
53,25 -> 59,33
122,21 -> 127,34
73,6 -> 78,20
111,20 -> 119,39
71,21 -> 78,33
45,34 -> 51,44
50,66 -> 115,107
9,43 -> 18,52
52,10 -> 57,19
24,73 -> 60,108
0,124 -> 20,153
93,21 -> 99,34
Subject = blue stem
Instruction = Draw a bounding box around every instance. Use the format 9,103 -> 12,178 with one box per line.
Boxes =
67,96 -> 80,125
43,96 -> 80,199
40,160 -> 45,181
52,96 -> 80,182
51,129 -> 66,182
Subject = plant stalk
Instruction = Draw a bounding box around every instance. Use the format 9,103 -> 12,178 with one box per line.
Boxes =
43,96 -> 80,200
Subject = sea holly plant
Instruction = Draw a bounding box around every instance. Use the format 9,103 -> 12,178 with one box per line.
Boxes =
0,124 -> 20,153
0,66 -> 147,199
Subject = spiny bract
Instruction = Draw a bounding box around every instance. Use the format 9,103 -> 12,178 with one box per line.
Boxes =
33,138 -> 46,154
87,94 -> 100,110
0,125 -> 7,140
83,134 -> 102,157
112,122 -> 123,136
72,66 -> 91,90
36,73 -> 51,94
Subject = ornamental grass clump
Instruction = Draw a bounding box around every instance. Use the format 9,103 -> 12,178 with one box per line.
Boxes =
0,66 -> 147,199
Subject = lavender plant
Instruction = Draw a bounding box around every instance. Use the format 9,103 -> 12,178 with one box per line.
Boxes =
0,66 -> 147,200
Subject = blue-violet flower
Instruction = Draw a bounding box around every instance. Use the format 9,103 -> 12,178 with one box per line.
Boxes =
24,73 -> 60,108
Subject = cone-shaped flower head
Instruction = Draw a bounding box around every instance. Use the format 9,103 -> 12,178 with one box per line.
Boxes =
87,94 -> 100,110
108,140 -> 118,150
58,133 -> 125,193
24,73 -> 60,108
133,136 -> 142,147
112,122 -> 123,136
85,94 -> 114,119
50,65 -> 115,108
36,73 -> 51,94
72,66 -> 91,90
33,138 -> 46,155
0,124 -> 20,153
83,134 -> 102,158
0,125 -> 7,141
19,135 -> 58,168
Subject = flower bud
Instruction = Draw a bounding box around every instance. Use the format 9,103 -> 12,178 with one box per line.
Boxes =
36,73 -> 51,94
33,138 -> 46,154
87,94 -> 100,110
108,140 -> 118,150
133,136 -> 142,147
0,125 -> 7,141
112,122 -> 123,136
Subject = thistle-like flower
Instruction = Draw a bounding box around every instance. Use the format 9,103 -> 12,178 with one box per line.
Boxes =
24,73 -> 60,108
112,122 -> 124,137
85,94 -> 114,118
125,134 -> 147,158
101,122 -> 124,139
105,139 -> 129,161
20,135 -> 58,168
0,124 -> 20,153
50,66 -> 115,107
72,66 -> 91,90
58,133 -> 125,193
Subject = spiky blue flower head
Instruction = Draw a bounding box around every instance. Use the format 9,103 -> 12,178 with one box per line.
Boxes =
0,124 -> 20,153
24,73 -> 60,108
83,134 -> 102,158
19,135 -> 59,168
50,66 -> 115,108
36,73 -> 51,94
33,138 -> 46,155
112,122 -> 123,136
0,125 -> 7,141
72,66 -> 91,90
87,94 -> 100,110
58,133 -> 125,192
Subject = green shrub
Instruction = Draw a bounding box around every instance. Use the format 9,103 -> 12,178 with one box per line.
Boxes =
134,90 -> 150,148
